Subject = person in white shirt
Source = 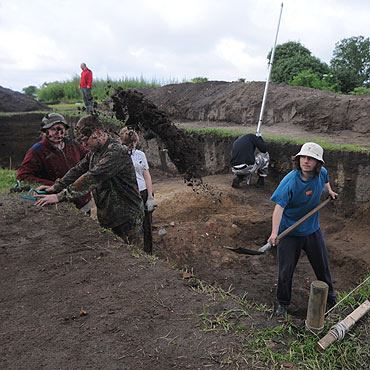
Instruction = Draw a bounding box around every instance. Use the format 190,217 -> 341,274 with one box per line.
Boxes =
120,127 -> 154,254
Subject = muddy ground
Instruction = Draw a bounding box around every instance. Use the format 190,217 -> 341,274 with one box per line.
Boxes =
1,170 -> 369,369
0,83 -> 369,369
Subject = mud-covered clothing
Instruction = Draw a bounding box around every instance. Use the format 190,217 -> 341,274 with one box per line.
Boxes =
232,152 -> 270,178
270,167 -> 336,306
79,68 -> 93,88
112,215 -> 144,249
270,168 -> 329,236
231,134 -> 268,166
130,149 -> 153,253
16,137 -> 91,209
53,137 -> 144,237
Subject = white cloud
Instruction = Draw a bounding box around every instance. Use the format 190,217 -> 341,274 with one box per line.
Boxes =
215,38 -> 268,80
0,29 -> 65,70
1,0 -> 370,91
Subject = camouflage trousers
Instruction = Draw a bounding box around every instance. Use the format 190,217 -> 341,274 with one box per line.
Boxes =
112,213 -> 144,249
232,152 -> 270,177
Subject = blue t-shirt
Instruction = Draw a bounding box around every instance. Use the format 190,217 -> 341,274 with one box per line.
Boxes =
270,168 -> 329,236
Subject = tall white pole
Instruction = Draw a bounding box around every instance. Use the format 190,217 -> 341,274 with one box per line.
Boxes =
256,3 -> 284,136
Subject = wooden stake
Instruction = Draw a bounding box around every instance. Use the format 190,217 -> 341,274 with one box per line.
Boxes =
305,280 -> 328,334
316,300 -> 370,351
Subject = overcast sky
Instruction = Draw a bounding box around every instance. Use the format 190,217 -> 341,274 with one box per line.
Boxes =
1,0 -> 369,92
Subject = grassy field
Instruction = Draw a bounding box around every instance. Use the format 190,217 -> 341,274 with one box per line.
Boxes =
195,276 -> 370,369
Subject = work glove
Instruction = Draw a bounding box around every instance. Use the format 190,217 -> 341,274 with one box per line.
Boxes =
145,195 -> 154,212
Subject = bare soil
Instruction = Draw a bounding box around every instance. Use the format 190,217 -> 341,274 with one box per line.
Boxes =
137,81 -> 370,149
0,83 -> 369,369
152,172 -> 370,313
1,171 -> 369,369
0,86 -> 50,112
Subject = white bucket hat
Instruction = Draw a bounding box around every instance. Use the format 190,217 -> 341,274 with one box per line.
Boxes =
295,142 -> 324,163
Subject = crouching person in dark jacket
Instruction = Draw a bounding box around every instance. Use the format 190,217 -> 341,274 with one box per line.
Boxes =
34,115 -> 144,249
231,133 -> 269,188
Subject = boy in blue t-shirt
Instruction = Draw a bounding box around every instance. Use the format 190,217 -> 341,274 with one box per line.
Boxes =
268,142 -> 338,315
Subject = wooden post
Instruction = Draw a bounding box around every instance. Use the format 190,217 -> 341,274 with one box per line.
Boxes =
316,300 -> 370,351
305,280 -> 328,334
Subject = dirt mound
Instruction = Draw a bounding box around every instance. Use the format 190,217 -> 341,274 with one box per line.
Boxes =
0,194 -> 274,369
0,86 -> 50,112
137,81 -> 370,135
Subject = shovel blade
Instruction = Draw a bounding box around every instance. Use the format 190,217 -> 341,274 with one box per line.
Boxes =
221,245 -> 265,255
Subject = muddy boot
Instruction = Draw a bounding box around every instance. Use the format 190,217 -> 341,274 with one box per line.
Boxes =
256,176 -> 265,188
232,175 -> 244,188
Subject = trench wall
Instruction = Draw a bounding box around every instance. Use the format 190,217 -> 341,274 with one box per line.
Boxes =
1,115 -> 369,210
141,133 -> 370,210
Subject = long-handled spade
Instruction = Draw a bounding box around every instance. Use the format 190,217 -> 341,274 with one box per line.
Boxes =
222,197 -> 332,256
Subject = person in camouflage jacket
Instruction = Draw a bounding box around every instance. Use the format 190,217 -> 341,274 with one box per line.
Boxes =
35,115 -> 144,248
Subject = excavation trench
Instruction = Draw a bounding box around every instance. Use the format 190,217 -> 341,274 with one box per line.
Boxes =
149,171 -> 369,318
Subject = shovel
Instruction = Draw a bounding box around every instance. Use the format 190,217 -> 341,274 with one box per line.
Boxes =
222,197 -> 332,256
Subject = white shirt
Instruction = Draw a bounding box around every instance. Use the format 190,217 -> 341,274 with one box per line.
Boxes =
131,149 -> 149,192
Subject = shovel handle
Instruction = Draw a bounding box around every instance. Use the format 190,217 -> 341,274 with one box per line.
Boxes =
276,197 -> 332,241
261,197 -> 333,252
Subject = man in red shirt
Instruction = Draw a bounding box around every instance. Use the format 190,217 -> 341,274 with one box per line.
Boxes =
79,63 -> 93,113
17,113 -> 91,211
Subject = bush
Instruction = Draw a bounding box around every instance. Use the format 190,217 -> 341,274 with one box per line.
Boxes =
36,76 -> 164,103
191,77 -> 208,83
289,70 -> 339,92
37,82 -> 65,103
22,86 -> 38,99
349,86 -> 370,95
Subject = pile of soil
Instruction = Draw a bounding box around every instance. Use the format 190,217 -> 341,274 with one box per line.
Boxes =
137,81 -> 370,135
0,86 -> 50,112
0,194 -> 278,369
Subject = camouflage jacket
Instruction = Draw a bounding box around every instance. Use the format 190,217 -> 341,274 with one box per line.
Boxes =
54,137 -> 144,228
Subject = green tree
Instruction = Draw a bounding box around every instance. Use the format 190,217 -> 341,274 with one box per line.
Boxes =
268,41 -> 329,84
289,70 -> 339,92
22,85 -> 38,99
37,82 -> 65,103
330,36 -> 370,93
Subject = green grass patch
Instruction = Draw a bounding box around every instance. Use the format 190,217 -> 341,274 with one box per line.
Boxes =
0,169 -> 17,192
36,76 -> 173,104
48,103 -> 84,112
197,272 -> 370,369
0,169 -> 42,193
0,111 -> 49,117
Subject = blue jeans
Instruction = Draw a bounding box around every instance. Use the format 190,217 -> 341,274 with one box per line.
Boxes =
82,88 -> 92,108
277,229 -> 337,306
